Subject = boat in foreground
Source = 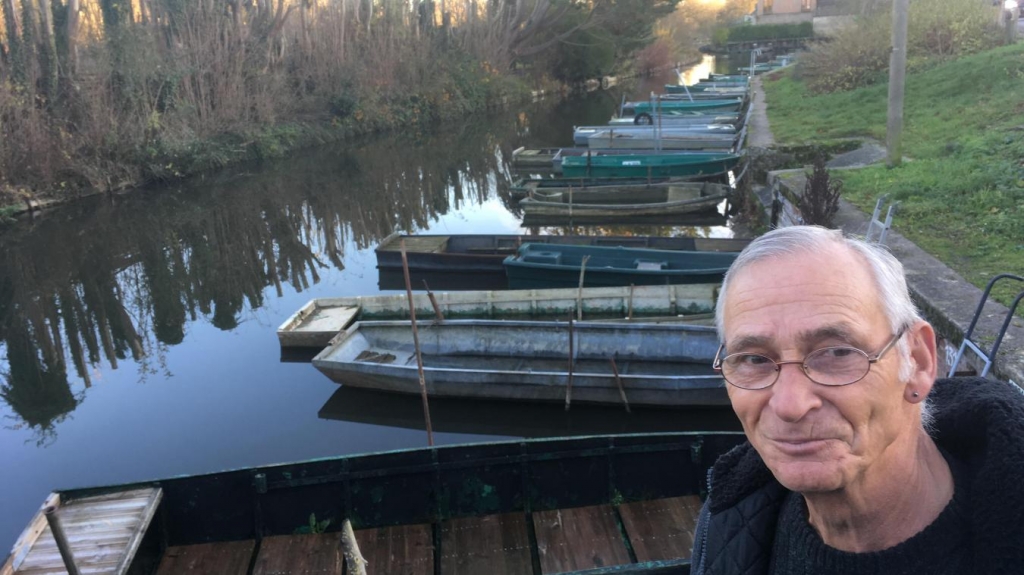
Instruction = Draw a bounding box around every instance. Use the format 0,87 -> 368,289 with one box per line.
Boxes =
4,432 -> 745,575
504,243 -> 737,289
312,319 -> 727,407
374,232 -> 749,273
278,283 -> 723,348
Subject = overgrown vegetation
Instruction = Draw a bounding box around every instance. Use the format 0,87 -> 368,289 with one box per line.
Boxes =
798,0 -> 1003,93
713,21 -> 813,45
798,156 -> 843,228
764,43 -> 1024,305
0,0 -> 676,206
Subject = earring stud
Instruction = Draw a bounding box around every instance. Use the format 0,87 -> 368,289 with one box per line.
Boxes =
912,391 -> 920,398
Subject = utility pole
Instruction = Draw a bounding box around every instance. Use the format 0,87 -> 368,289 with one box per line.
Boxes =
886,0 -> 909,168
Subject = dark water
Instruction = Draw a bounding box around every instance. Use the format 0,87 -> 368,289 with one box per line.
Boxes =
0,61 -> 743,552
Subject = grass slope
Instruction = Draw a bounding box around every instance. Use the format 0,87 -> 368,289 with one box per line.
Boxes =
763,44 -> 1024,306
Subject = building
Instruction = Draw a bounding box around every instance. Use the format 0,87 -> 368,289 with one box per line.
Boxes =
755,0 -> 817,24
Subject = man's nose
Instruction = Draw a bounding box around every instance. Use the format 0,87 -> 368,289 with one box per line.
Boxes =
767,361 -> 822,422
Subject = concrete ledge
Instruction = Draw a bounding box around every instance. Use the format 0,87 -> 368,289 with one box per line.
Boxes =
764,170 -> 1024,386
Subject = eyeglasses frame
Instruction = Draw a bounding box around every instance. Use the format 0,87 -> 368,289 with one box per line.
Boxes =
712,326 -> 908,390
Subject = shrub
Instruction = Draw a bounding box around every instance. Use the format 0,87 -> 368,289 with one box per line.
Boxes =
717,22 -> 813,44
800,0 -> 1002,93
798,156 -> 843,227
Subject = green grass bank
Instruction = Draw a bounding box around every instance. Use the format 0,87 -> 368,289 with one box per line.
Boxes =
763,43 -> 1024,305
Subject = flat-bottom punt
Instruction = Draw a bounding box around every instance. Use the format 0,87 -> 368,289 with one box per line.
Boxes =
277,283 -> 723,349
312,319 -> 727,408
4,433 -> 746,575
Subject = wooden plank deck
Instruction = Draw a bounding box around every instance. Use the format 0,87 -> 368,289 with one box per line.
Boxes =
439,513 -> 532,575
354,524 -> 433,575
2,488 -> 162,575
533,505 -> 631,574
252,533 -> 341,574
378,235 -> 449,253
154,541 -> 255,575
618,495 -> 703,562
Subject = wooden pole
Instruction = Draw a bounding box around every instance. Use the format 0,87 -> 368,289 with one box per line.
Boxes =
577,255 -> 590,321
422,280 -> 444,321
565,316 -> 575,411
886,0 -> 909,168
401,240 -> 434,446
627,284 -> 635,320
44,505 -> 81,575
610,355 -> 631,413
340,519 -> 368,575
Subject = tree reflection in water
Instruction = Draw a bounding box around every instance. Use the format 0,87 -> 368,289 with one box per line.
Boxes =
0,117 -> 522,440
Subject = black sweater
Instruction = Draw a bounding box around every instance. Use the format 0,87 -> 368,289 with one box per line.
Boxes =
691,377 -> 1024,575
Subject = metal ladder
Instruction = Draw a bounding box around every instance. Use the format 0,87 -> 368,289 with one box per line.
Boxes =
947,273 -> 1024,379
865,195 -> 899,246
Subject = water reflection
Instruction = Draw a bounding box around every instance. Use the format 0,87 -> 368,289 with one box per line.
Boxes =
0,118 -> 531,437
0,66 -> 737,440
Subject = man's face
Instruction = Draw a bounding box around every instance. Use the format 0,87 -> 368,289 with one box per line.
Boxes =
721,246 -> 913,494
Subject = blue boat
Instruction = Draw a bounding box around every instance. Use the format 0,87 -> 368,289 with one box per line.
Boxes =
504,243 -> 738,289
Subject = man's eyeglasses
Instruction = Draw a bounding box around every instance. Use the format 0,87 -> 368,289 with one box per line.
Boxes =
712,328 -> 906,390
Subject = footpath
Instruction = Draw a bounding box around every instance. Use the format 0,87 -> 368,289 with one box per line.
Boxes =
746,76 -> 1024,387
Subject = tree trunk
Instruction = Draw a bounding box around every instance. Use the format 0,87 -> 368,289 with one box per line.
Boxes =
37,0 -> 59,102
21,0 -> 40,88
65,0 -> 81,75
2,0 -> 23,82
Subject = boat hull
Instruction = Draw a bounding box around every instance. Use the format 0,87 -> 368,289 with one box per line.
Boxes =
503,243 -> 736,289
312,320 -> 729,408
560,152 -> 742,178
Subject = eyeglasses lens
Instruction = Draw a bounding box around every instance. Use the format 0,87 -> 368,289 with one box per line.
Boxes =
722,347 -> 871,388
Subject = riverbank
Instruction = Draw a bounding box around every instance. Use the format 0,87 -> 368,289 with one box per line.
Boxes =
762,43 -> 1024,310
0,77 -> 534,222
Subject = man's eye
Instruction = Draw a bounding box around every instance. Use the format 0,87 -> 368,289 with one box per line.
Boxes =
734,354 -> 771,366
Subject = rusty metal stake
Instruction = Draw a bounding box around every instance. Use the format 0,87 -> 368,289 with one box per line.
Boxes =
565,316 -> 575,412
401,240 -> 434,446
610,355 -> 631,414
422,280 -> 444,322
577,255 -> 590,321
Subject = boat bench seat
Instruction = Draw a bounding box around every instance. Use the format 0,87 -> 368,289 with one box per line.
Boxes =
522,251 -> 562,265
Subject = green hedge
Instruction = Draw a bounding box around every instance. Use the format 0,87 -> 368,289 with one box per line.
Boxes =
716,22 -> 814,44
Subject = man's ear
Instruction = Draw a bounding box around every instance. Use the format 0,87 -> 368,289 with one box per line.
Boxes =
905,320 -> 938,403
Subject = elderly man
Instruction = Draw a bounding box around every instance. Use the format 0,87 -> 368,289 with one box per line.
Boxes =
690,226 -> 1024,574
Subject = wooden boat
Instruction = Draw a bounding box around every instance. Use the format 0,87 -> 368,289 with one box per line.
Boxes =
623,98 -> 745,115
665,83 -> 748,94
519,182 -> 731,221
503,243 -> 737,289
574,124 -> 736,146
510,178 -> 729,199
4,432 -> 745,575
510,147 -> 562,170
560,150 -> 742,178
278,283 -> 723,348
374,232 -> 749,273
607,113 -> 740,126
312,319 -> 727,407
586,130 -> 738,151
702,73 -> 751,83
510,176 -> 704,195
319,386 -> 742,438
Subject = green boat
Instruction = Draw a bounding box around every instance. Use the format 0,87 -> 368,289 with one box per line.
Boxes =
664,84 -> 748,95
625,98 -> 744,116
3,432 -> 746,575
702,74 -> 750,83
504,243 -> 738,289
560,150 -> 742,179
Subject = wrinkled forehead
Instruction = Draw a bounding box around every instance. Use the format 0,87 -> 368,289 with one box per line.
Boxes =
721,246 -> 887,341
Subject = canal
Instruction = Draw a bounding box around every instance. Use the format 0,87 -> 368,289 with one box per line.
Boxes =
0,59 -> 744,551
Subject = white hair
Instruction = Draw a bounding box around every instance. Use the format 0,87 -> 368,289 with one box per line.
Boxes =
716,226 -> 934,429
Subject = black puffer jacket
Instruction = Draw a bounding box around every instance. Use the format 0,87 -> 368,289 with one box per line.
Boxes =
689,377 -> 1024,575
